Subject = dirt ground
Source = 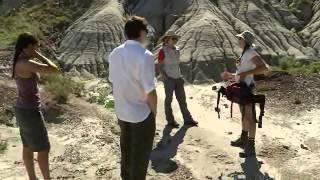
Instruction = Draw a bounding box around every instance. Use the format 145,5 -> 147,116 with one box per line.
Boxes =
0,73 -> 320,180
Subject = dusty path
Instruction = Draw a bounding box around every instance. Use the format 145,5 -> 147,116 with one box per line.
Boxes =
153,84 -> 279,180
153,83 -> 320,180
0,82 -> 319,179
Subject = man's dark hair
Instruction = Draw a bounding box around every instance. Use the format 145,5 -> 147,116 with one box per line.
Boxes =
124,16 -> 148,40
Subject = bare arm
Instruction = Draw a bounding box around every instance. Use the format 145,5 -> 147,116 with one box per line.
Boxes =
34,51 -> 59,73
221,71 -> 236,81
16,59 -> 58,75
246,56 -> 269,75
156,49 -> 168,80
157,61 -> 168,79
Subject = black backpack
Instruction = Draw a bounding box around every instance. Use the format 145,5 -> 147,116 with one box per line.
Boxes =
214,82 -> 266,128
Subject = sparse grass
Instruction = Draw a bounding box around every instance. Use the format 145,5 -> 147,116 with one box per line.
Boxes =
0,82 -> 16,126
278,56 -> 320,75
0,141 -> 8,154
44,74 -> 85,104
0,0 -> 92,47
289,0 -> 313,13
88,89 -> 114,110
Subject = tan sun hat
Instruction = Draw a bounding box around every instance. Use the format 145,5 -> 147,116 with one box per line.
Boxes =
160,30 -> 181,42
236,30 -> 255,46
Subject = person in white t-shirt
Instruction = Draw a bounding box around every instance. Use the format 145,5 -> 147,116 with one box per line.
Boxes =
107,16 -> 157,180
221,31 -> 269,157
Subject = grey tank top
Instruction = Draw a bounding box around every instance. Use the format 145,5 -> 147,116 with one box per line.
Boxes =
15,72 -> 41,109
162,46 -> 182,79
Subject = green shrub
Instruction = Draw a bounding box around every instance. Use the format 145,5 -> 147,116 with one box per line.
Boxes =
279,56 -> 297,70
289,0 -> 313,13
44,75 -> 85,104
0,141 -> 7,154
309,62 -> 320,73
88,89 -> 114,110
278,56 -> 320,75
0,0 -> 93,47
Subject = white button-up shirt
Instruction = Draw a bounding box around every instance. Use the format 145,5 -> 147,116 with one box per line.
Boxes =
107,40 -> 156,123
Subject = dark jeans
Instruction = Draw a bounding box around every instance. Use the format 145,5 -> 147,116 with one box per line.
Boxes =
118,113 -> 156,180
164,77 -> 193,123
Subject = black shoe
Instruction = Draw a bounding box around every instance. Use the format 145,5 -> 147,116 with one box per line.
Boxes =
230,135 -> 248,148
239,142 -> 256,158
184,120 -> 199,126
167,121 -> 180,128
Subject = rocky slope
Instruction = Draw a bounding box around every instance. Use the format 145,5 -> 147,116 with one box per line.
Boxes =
58,0 -> 125,77
40,0 -> 320,81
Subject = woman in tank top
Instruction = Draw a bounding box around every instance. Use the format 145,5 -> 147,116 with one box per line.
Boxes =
222,31 -> 269,157
13,33 -> 59,180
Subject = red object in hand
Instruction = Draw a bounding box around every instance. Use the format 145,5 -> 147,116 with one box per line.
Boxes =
158,48 -> 165,63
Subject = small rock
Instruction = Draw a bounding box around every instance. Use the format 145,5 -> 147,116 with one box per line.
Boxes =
282,145 -> 290,150
300,144 -> 309,150
195,150 -> 200,153
155,132 -> 159,136
189,97 -> 193,99
297,123 -> 300,125
223,104 -> 229,108
309,122 -> 312,124
81,134 -> 88,137
206,175 -> 213,179
12,145 -> 16,147
212,86 -> 217,91
195,139 -> 201,142
294,98 -> 302,105
227,132 -> 233,135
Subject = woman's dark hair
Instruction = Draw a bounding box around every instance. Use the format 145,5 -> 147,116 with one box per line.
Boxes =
12,33 -> 38,78
240,42 -> 251,60
124,16 -> 148,40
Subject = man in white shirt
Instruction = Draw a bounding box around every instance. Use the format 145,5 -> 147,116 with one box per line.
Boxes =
107,16 -> 157,180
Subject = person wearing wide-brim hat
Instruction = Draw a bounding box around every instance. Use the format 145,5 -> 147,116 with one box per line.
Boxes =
221,30 -> 269,157
157,30 -> 198,128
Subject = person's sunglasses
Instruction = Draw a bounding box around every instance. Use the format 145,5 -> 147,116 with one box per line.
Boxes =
144,27 -> 149,34
171,37 -> 178,41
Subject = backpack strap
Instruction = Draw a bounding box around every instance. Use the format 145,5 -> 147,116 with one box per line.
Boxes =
215,87 -> 223,119
230,101 -> 233,118
257,95 -> 265,128
251,95 -> 265,128
252,103 -> 257,123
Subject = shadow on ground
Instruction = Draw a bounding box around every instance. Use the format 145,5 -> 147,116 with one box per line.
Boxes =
224,156 -> 274,180
150,125 -> 192,173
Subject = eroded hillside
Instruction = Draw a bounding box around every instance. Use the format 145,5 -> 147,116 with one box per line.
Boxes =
57,0 -> 320,82
1,0 -> 320,82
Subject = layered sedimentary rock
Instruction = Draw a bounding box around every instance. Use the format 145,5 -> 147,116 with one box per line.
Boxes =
58,0 -> 125,77
58,0 -> 320,82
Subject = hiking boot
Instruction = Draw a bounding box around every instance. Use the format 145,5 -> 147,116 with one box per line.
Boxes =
167,121 -> 180,128
184,120 -> 199,127
230,134 -> 248,148
239,141 -> 256,158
